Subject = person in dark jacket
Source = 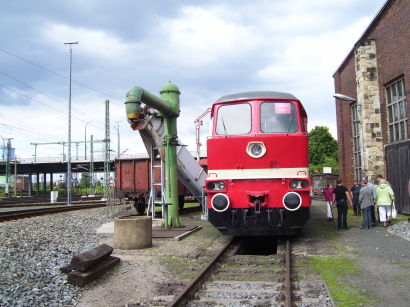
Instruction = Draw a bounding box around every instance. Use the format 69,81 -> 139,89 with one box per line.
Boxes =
351,180 -> 362,216
333,179 -> 352,229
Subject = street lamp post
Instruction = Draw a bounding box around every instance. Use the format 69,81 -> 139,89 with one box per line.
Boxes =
333,93 -> 356,102
84,120 -> 92,160
64,41 -> 78,206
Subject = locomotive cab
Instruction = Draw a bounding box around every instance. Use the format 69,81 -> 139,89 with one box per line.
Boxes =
205,91 -> 310,236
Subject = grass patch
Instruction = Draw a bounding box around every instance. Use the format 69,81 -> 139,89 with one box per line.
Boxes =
153,202 -> 200,213
332,241 -> 349,253
395,213 -> 409,222
183,202 -> 200,208
298,255 -> 375,306
392,272 -> 410,282
159,256 -> 198,278
310,217 -> 340,240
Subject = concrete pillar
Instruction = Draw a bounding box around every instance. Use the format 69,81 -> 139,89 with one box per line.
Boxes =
50,173 -> 53,191
114,216 -> 152,249
36,173 -> 40,196
43,173 -> 47,195
28,173 -> 32,196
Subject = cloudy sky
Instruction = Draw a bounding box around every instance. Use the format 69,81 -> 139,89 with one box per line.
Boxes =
0,0 -> 386,161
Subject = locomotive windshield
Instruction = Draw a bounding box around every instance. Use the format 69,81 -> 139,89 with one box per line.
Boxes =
216,103 -> 251,135
260,102 -> 298,133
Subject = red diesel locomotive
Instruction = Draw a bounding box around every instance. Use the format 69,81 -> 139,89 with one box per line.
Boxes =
205,91 -> 310,236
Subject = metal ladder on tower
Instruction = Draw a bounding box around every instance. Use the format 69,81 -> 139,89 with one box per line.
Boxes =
146,145 -> 167,219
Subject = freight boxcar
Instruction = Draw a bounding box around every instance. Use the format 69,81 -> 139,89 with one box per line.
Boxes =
114,158 -> 189,214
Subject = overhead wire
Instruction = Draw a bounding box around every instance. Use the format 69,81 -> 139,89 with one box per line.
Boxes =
0,84 -> 102,125
0,50 -> 117,133
0,70 -> 87,116
0,47 -> 122,102
0,113 -> 61,140
0,122 -> 60,142
0,47 -> 140,152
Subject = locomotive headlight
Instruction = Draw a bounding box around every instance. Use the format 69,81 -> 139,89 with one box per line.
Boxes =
246,142 -> 266,158
211,193 -> 230,212
206,181 -> 226,191
289,180 -> 309,189
283,192 -> 302,211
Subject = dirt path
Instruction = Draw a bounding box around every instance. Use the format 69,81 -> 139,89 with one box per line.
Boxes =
74,203 -> 410,306
297,201 -> 410,307
75,213 -> 229,306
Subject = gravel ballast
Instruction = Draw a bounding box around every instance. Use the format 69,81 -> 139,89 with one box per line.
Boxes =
0,208 -> 111,307
1,203 -> 410,307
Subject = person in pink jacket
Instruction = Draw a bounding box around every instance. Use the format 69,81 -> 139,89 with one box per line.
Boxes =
324,184 -> 334,221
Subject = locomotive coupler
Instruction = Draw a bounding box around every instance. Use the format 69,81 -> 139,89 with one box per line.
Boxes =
277,208 -> 284,228
253,199 -> 261,214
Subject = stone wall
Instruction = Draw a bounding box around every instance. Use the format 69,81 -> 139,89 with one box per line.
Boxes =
354,40 -> 385,180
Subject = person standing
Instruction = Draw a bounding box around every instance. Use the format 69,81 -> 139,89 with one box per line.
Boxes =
363,176 -> 377,225
324,184 -> 334,221
375,175 -> 395,227
359,178 -> 374,229
333,179 -> 352,229
351,180 -> 362,216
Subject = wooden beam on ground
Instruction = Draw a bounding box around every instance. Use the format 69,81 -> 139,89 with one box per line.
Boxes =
67,256 -> 120,287
69,244 -> 113,272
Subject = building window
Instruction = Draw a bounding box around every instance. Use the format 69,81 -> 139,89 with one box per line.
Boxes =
386,78 -> 407,143
351,103 -> 362,180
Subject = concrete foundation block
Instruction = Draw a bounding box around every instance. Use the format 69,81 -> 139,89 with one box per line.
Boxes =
114,216 -> 152,249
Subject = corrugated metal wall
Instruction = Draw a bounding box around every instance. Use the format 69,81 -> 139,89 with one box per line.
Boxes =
386,141 -> 410,214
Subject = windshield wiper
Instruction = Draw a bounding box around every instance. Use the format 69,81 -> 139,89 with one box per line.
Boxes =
286,116 -> 295,135
221,117 -> 228,135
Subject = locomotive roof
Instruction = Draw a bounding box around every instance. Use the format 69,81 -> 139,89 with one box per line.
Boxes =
216,91 -> 297,102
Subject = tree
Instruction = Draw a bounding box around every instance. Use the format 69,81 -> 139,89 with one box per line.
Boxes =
308,126 -> 338,174
80,173 -> 91,188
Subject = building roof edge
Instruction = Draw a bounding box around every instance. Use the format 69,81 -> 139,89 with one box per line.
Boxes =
332,0 -> 394,77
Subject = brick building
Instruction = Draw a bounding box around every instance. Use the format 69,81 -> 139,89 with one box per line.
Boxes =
333,0 -> 409,213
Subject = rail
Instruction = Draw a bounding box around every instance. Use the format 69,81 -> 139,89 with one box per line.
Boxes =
167,237 -> 236,307
167,236 -> 294,306
0,202 -> 107,222
285,237 -> 293,307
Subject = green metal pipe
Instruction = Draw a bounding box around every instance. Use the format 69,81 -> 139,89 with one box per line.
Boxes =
125,85 -> 179,120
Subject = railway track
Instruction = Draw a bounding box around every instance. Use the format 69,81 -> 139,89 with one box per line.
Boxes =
0,196 -> 103,208
0,202 -> 107,222
0,202 -> 200,223
168,237 -> 294,307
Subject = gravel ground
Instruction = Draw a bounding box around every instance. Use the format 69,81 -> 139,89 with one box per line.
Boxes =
388,221 -> 410,241
0,206 -> 229,307
1,202 -> 409,307
0,208 -> 112,307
